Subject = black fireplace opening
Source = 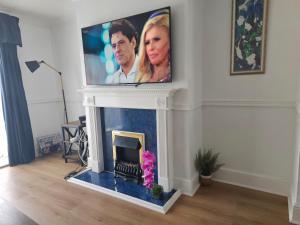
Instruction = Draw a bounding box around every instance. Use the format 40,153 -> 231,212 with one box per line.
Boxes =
113,135 -> 142,182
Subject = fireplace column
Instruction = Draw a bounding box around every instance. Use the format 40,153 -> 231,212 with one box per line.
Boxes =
84,96 -> 104,172
156,96 -> 174,192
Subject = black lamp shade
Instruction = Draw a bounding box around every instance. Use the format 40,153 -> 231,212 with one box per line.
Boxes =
25,61 -> 40,73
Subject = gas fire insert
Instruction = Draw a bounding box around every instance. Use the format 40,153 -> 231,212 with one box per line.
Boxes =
112,131 -> 145,183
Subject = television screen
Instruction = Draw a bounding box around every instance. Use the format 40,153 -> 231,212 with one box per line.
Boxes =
81,7 -> 171,85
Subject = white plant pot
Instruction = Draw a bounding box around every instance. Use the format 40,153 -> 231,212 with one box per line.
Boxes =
200,174 -> 213,186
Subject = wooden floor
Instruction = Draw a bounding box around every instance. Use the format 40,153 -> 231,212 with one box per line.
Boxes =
0,197 -> 38,225
0,153 -> 294,225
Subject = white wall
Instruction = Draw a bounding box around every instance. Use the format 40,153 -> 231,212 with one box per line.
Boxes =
289,1 -> 300,219
51,19 -> 85,122
52,0 -> 203,195
16,14 -> 64,155
74,0 -> 191,90
48,0 -> 300,197
202,0 -> 300,195
202,0 -> 298,101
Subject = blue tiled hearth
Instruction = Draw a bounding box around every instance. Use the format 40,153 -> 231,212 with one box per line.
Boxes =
69,170 -> 181,213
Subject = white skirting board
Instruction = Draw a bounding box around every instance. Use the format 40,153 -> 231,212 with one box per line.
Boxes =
213,167 -> 288,196
163,167 -> 287,198
68,175 -> 181,214
288,195 -> 300,225
173,173 -> 200,196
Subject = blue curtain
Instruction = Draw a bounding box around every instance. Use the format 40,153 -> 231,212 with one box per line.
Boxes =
0,13 -> 35,166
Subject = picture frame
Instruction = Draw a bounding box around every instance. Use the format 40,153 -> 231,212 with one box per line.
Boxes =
230,0 -> 268,75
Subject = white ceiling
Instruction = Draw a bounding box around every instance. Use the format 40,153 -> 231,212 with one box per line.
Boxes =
0,0 -> 77,20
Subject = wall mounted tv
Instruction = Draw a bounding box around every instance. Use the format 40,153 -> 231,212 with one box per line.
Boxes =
81,7 -> 171,85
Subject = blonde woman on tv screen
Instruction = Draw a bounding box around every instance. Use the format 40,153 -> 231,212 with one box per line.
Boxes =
135,9 -> 171,83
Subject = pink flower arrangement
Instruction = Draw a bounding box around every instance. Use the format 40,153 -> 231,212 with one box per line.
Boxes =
141,150 -> 156,189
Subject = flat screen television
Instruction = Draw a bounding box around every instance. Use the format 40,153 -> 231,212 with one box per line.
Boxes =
81,7 -> 171,85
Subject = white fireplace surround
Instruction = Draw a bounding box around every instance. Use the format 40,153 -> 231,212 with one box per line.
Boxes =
79,87 -> 180,192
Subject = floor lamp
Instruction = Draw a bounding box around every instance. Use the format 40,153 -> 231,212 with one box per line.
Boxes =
25,60 -> 69,124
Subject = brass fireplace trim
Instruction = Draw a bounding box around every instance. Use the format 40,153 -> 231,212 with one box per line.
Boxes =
112,130 -> 145,164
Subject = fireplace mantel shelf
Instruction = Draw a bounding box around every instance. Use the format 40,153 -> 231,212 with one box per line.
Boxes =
78,86 -> 182,97
78,86 -> 182,110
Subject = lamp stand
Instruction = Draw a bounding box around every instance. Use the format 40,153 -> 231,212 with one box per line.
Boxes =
59,72 -> 69,124
41,61 -> 69,124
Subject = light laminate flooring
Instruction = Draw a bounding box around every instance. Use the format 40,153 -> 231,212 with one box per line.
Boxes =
0,153 -> 294,225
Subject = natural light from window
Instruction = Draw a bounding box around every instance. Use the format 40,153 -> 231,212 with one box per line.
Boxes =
0,93 -> 8,167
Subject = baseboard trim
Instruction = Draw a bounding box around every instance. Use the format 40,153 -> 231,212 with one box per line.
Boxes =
213,167 -> 288,196
173,173 -> 200,196
288,195 -> 300,224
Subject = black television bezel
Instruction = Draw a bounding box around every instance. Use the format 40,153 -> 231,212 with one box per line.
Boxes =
81,6 -> 172,86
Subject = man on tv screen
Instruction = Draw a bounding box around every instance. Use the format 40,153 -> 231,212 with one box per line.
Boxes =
105,19 -> 139,84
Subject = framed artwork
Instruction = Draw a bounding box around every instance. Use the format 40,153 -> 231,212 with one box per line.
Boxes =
230,0 -> 268,75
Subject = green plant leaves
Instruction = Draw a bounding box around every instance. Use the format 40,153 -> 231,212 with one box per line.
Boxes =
194,148 -> 224,176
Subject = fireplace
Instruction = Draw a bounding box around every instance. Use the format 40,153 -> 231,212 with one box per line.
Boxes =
72,87 -> 182,213
81,88 -> 178,192
112,130 -> 144,182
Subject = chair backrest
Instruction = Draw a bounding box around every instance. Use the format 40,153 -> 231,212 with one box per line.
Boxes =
79,115 -> 86,126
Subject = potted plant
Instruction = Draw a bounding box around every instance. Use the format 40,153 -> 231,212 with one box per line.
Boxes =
151,183 -> 164,199
194,148 -> 224,186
